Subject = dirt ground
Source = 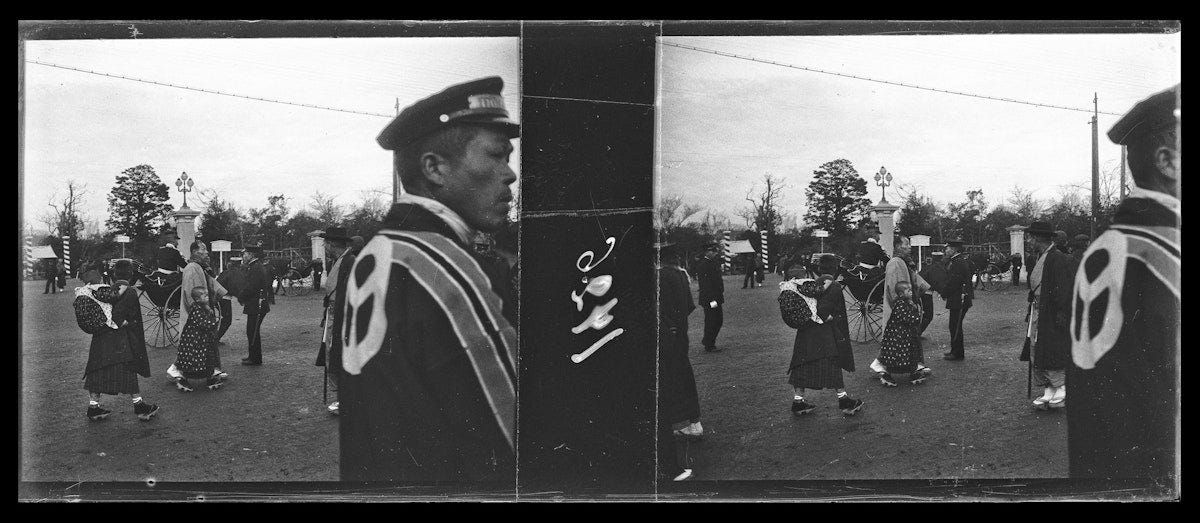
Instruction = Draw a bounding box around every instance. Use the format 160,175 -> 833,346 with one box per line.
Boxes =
683,273 -> 1068,480
20,272 -> 1066,485
20,280 -> 339,482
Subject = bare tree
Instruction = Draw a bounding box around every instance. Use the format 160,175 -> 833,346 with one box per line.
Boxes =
309,190 -> 345,225
741,173 -> 787,232
1006,185 -> 1044,223
47,179 -> 88,238
656,194 -> 703,234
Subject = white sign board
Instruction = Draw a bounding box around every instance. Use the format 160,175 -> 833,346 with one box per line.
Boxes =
814,229 -> 829,238
115,235 -> 130,243
210,240 -> 232,252
725,239 -> 756,254
910,234 -> 931,247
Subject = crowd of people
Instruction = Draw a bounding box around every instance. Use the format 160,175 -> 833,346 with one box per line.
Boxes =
58,76 -> 1177,489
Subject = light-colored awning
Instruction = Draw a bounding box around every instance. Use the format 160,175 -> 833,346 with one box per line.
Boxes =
30,246 -> 58,259
725,239 -> 756,254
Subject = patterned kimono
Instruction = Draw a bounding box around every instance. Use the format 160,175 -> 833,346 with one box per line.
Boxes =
878,297 -> 922,374
175,304 -> 220,380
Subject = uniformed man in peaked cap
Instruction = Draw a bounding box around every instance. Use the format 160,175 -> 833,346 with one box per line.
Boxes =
338,77 -> 519,482
941,237 -> 974,361
1068,85 -> 1179,484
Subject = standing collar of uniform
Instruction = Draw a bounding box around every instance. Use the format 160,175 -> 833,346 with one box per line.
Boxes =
396,193 -> 477,246
1128,187 -> 1180,215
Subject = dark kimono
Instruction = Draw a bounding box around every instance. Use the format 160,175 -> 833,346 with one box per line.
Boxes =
787,280 -> 855,390
879,297 -> 922,373
1031,248 -> 1075,371
659,264 -> 700,425
83,285 -> 150,394
176,304 -> 220,380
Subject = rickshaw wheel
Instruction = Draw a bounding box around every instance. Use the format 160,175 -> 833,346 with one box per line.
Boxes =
139,287 -> 181,349
842,280 -> 885,343
980,264 -> 1005,291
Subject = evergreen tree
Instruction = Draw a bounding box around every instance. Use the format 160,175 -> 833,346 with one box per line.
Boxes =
803,159 -> 872,237
105,165 -> 174,244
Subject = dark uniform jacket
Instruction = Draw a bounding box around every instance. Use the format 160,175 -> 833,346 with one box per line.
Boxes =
695,256 -> 724,305
338,203 -> 517,482
156,245 -> 188,272
238,257 -> 274,315
1067,196 -> 1179,482
1031,248 -> 1075,370
943,253 -> 975,310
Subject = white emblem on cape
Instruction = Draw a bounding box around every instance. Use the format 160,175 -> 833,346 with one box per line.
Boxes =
1070,231 -> 1127,370
342,236 -> 392,375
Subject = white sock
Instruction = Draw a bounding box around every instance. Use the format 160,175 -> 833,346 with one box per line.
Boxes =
793,394 -> 803,402
836,391 -> 848,398
89,400 -> 100,407
132,396 -> 143,404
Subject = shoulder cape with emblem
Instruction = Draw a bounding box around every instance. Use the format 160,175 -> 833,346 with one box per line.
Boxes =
1070,220 -> 1179,370
341,228 -> 517,450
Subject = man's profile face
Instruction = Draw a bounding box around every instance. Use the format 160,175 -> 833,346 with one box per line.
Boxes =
437,127 -> 517,233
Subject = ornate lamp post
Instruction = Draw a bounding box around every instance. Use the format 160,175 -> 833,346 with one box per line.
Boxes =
175,171 -> 195,209
872,166 -> 900,257
874,166 -> 894,204
173,172 -> 201,256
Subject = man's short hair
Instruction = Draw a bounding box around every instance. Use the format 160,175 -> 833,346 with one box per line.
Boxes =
395,124 -> 487,191
1127,127 -> 1178,185
818,254 -> 839,276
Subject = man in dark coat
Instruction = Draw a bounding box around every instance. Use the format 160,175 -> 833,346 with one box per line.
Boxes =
43,259 -> 59,294
942,239 -> 974,361
338,77 -> 518,482
1011,252 -> 1023,286
316,226 -> 354,416
741,252 -> 758,289
657,242 -> 702,481
1068,85 -> 1179,484
1025,251 -> 1037,289
695,241 -> 725,353
238,244 -> 274,366
1025,222 -> 1075,410
156,232 -> 188,273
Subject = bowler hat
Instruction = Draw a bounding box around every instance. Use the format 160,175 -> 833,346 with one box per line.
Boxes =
377,76 -> 520,151
1025,222 -> 1055,238
243,243 -> 264,253
655,241 -> 680,258
1109,84 -> 1180,146
319,227 -> 352,242
945,237 -> 965,247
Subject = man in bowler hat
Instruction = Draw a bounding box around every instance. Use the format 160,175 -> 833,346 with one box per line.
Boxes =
941,238 -> 974,361
315,226 -> 354,416
338,77 -> 518,482
695,241 -> 725,353
1024,221 -> 1074,410
1068,85 -> 1179,484
238,243 -> 274,366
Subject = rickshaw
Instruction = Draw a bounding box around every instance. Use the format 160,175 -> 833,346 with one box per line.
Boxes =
270,255 -> 315,296
805,253 -> 889,343
971,252 -> 1012,291
131,260 -> 183,349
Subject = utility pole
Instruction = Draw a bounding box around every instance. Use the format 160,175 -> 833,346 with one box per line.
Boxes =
1091,92 -> 1100,238
1120,145 -> 1127,200
393,97 -> 402,203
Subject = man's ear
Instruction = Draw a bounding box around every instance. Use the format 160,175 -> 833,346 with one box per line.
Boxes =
420,152 -> 449,188
1155,146 -> 1178,182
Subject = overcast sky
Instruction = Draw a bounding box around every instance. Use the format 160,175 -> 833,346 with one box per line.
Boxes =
21,37 -> 520,236
658,33 -> 1181,228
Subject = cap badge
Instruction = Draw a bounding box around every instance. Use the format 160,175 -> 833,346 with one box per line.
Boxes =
468,93 -> 506,110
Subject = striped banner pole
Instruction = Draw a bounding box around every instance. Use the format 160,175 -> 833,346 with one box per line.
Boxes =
23,236 -> 33,277
61,235 -> 71,279
760,229 -> 769,274
722,230 -> 731,273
